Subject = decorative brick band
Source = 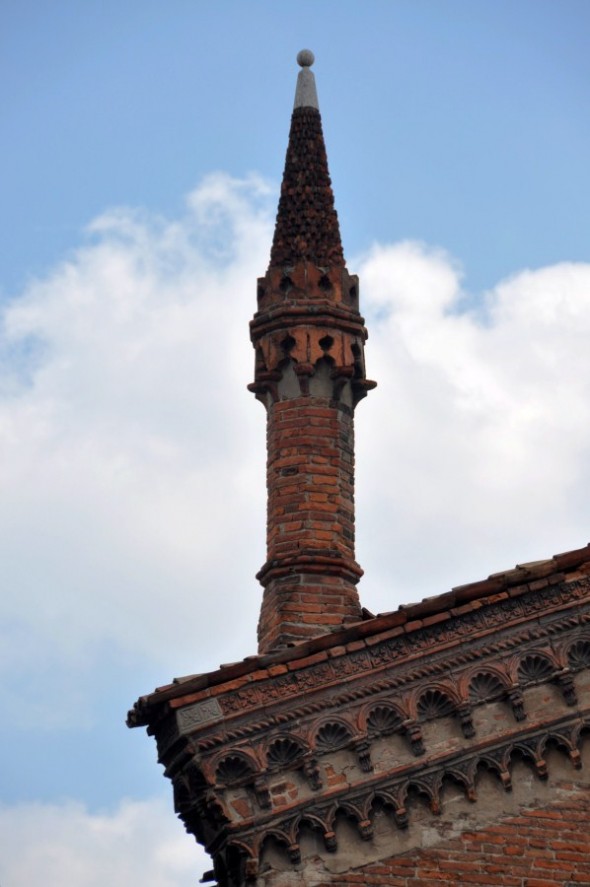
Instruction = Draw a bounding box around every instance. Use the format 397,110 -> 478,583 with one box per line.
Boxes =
216,579 -> 590,723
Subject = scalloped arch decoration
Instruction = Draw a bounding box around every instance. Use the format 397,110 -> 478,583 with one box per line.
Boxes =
568,639 -> 590,671
518,654 -> 554,685
267,736 -> 307,769
315,721 -> 353,753
367,704 -> 404,736
417,688 -> 455,721
468,671 -> 507,704
216,753 -> 256,785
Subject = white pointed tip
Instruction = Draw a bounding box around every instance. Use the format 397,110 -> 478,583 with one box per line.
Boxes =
294,50 -> 319,109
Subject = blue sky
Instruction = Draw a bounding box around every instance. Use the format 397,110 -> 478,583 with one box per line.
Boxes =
4,0 -> 590,297
2,3 -> 590,885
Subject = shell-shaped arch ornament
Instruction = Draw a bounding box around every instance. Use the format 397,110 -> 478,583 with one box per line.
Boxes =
468,670 -> 509,704
366,703 -> 404,737
416,687 -> 457,721
314,720 -> 354,754
517,653 -> 556,685
215,752 -> 257,786
266,735 -> 309,770
568,638 -> 590,670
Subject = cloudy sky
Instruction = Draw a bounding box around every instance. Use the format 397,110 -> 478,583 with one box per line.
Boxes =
2,1 -> 590,884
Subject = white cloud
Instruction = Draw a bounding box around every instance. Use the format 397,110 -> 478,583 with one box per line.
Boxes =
356,242 -> 590,607
1,174 -> 270,664
0,797 -> 209,887
0,174 -> 272,728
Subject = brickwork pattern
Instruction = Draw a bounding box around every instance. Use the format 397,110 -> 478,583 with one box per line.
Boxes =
266,397 -> 355,562
257,393 -> 362,651
317,797 -> 590,886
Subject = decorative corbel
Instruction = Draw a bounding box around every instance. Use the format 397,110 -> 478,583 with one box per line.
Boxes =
403,719 -> 425,756
245,858 -> 259,883
354,739 -> 373,773
293,362 -> 315,396
457,703 -> 476,739
330,364 -> 354,401
358,819 -> 373,841
323,830 -> 337,852
394,807 -> 408,829
303,757 -> 323,791
507,686 -> 526,722
247,370 -> 282,405
253,776 -> 271,810
556,669 -> 578,706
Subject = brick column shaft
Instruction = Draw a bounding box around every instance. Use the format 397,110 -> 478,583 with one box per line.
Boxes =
267,397 -> 354,563
257,392 -> 361,651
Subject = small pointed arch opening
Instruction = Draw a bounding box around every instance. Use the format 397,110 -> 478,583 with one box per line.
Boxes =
509,743 -> 547,780
259,831 -> 293,870
279,274 -> 294,294
474,756 -> 511,793
403,781 -> 438,818
540,733 -> 577,768
280,334 -> 296,355
318,273 -> 332,292
440,769 -> 476,805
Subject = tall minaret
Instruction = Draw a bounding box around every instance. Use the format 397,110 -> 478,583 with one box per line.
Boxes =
249,51 -> 375,653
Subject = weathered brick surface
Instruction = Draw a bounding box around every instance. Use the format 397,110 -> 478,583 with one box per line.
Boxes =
315,795 -> 590,886
266,397 -> 355,561
257,392 -> 362,651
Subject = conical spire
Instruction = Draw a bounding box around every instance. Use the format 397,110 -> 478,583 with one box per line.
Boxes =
269,51 -> 344,269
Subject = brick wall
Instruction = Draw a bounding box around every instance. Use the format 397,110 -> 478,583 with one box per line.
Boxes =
316,797 -> 590,885
256,747 -> 590,887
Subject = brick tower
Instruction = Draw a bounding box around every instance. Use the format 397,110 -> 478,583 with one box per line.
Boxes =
129,53 -> 590,887
248,49 -> 375,653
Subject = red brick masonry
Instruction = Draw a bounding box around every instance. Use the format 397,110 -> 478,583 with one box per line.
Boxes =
320,796 -> 590,886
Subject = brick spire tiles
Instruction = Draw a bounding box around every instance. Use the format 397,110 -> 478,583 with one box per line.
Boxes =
269,54 -> 344,269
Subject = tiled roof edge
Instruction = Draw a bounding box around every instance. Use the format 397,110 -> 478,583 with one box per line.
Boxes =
127,543 -> 590,726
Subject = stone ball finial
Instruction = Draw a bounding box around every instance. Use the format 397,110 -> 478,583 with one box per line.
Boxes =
297,49 -> 315,68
